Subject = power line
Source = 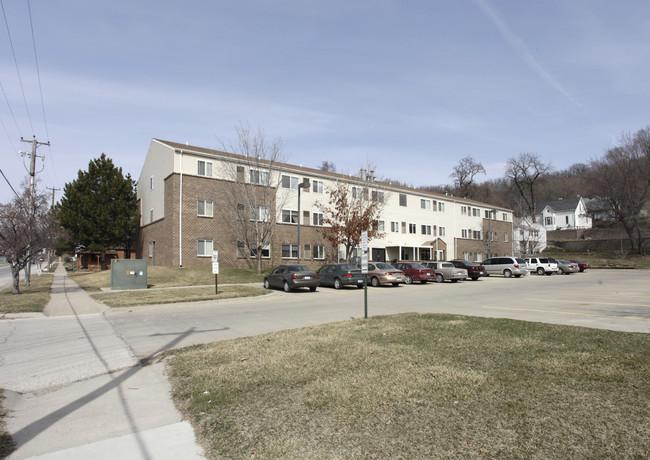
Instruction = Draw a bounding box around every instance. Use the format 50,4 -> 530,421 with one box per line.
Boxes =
0,166 -> 20,199
1,0 -> 35,135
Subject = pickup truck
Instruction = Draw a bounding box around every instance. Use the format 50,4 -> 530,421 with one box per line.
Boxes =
524,257 -> 559,275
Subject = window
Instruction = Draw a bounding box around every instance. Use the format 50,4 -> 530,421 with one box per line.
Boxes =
312,212 -> 324,226
197,239 -> 213,256
462,252 -> 469,260
197,199 -> 213,217
473,230 -> 481,239
473,208 -> 480,217
438,202 -> 445,212
250,169 -> 269,185
250,243 -> 271,259
461,205 -> 467,215
432,200 -> 437,211
566,216 -> 570,224
250,205 -> 270,222
314,245 -> 325,260
312,180 -> 324,193
504,232 -> 509,243
545,216 -> 554,226
377,220 -> 385,232
391,221 -> 399,233
282,209 -> 299,224
281,174 -> 299,189
399,194 -> 407,207
502,213 -> 508,221
461,229 -> 468,239
303,244 -> 311,260
439,226 -> 446,236
409,223 -> 416,234
352,186 -> 362,199
401,222 -> 406,233
421,225 -> 432,235
197,160 -> 213,177
236,204 -> 245,220
148,241 -> 154,258
236,241 -> 246,258
421,199 -> 431,210
149,208 -> 154,223
149,176 -> 154,190
371,190 -> 384,202
236,166 -> 245,181
474,253 -> 482,262
485,210 -> 490,219
282,244 -> 299,258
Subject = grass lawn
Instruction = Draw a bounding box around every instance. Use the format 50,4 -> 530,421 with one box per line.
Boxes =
0,271 -> 54,314
167,313 -> 650,459
92,285 -> 270,308
71,265 -> 267,292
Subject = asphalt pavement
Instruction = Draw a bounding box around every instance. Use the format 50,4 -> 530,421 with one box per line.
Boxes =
1,263 -> 649,459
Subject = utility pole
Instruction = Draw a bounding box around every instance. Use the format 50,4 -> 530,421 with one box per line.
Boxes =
20,136 -> 51,285
46,186 -> 60,208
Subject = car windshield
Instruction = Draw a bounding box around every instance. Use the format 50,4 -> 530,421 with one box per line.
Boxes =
288,265 -> 310,272
340,264 -> 357,270
516,258 -> 525,264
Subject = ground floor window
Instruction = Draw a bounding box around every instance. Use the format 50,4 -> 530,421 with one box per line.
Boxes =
282,244 -> 299,258
236,241 -> 246,258
250,243 -> 270,258
314,245 -> 325,260
197,239 -> 213,256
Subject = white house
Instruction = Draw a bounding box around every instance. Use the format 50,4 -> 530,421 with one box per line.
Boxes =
513,216 -> 547,256
536,197 -> 592,231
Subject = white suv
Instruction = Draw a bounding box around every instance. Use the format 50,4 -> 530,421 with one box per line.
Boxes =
525,257 -> 559,275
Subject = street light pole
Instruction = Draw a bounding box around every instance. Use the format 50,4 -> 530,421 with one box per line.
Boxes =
297,181 -> 310,264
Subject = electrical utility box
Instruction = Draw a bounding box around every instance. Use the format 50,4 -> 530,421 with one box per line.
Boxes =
110,259 -> 148,290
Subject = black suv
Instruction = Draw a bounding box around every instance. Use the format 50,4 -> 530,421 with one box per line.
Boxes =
450,260 -> 486,281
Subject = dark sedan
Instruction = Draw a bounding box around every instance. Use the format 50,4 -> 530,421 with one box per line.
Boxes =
450,260 -> 486,281
316,264 -> 365,289
264,265 -> 319,292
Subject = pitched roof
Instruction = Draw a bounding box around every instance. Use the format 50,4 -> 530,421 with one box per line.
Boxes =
537,197 -> 582,213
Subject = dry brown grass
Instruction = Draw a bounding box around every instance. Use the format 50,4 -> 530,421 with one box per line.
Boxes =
167,313 -> 650,459
91,285 -> 269,307
0,271 -> 54,314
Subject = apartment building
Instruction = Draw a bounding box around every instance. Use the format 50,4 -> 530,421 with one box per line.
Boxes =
137,139 -> 513,268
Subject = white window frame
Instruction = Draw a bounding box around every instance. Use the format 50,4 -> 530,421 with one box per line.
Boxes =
197,199 -> 213,217
314,245 -> 325,260
197,160 -> 213,177
390,221 -> 399,233
250,243 -> 271,259
377,220 -> 385,232
408,223 -> 416,234
399,194 -> 407,207
281,174 -> 299,190
421,199 -> 431,210
439,226 -> 446,236
282,244 -> 299,259
438,202 -> 445,212
282,209 -> 299,224
149,176 -> 154,190
461,228 -> 468,239
461,205 -> 467,215
250,205 -> 270,222
312,180 -> 324,194
197,239 -> 213,256
250,169 -> 269,185
312,212 -> 324,226
371,190 -> 384,202
421,224 -> 432,235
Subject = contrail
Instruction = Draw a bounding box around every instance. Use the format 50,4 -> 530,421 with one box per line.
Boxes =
473,0 -> 582,107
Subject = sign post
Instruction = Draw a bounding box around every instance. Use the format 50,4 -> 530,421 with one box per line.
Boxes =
361,231 -> 368,318
212,251 -> 219,294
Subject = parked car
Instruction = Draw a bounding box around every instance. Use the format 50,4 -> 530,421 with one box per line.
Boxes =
364,263 -> 404,287
525,257 -> 559,275
264,265 -> 319,292
392,262 -> 436,284
317,264 -> 365,289
450,260 -> 486,281
423,262 -> 467,283
570,260 -> 590,272
481,257 -> 527,278
557,260 -> 579,274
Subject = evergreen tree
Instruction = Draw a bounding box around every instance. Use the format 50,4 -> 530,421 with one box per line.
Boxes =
56,154 -> 138,270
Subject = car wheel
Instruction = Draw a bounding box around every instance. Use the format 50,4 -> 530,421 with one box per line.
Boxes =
558,268 -> 565,275
471,277 -> 478,281
504,269 -> 513,278
263,279 -> 270,289
309,286 -> 317,292
536,267 -> 545,276
334,278 -> 342,289
284,281 -> 291,292
391,283 -> 400,287
436,273 -> 444,283
405,275 -> 413,284
371,277 -> 380,287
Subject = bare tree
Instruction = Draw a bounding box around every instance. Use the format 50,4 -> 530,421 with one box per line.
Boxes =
588,127 -> 650,254
0,180 -> 58,294
450,156 -> 486,198
505,152 -> 552,221
320,161 -> 336,173
218,123 -> 290,274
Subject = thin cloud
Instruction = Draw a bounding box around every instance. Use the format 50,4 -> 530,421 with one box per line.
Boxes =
473,0 -> 581,107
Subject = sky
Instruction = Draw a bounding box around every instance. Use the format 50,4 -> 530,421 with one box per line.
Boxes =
1,0 -> 649,204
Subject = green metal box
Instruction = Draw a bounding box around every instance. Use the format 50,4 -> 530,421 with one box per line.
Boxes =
110,259 -> 148,290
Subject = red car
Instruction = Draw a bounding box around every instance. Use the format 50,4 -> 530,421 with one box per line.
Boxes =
450,260 -> 487,281
570,260 -> 590,272
392,262 -> 436,284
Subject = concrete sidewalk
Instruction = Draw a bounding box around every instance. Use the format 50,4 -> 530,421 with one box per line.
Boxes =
2,261 -> 205,459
